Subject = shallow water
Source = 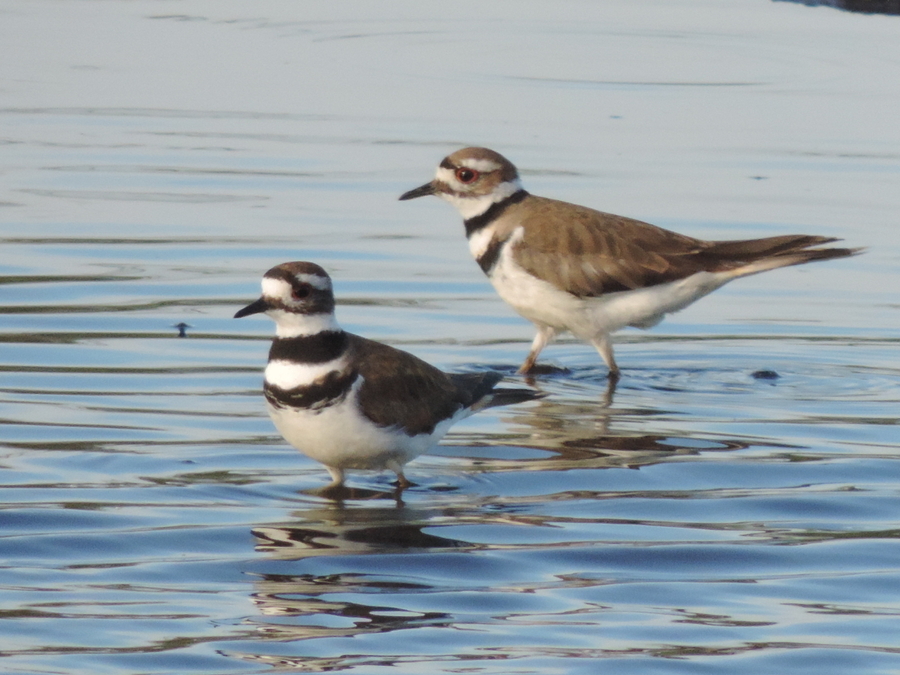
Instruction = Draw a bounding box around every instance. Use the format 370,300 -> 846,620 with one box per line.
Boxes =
2,1 -> 899,673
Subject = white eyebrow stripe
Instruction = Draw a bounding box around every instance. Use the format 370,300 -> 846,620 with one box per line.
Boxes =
463,158 -> 501,172
294,273 -> 331,290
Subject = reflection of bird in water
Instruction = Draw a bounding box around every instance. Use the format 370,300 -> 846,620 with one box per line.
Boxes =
252,504 -> 465,560
173,322 -> 191,337
234,261 -> 541,494
241,501 -> 464,667
243,564 -> 453,670
453,372 -> 751,477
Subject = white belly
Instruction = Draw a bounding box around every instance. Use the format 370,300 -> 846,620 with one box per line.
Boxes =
489,231 -> 735,339
490,252 -> 584,331
266,378 -> 460,472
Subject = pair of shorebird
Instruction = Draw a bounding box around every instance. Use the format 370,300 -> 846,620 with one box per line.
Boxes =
236,147 -> 859,490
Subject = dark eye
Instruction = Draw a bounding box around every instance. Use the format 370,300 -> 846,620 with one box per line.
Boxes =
456,167 -> 479,184
292,284 -> 312,300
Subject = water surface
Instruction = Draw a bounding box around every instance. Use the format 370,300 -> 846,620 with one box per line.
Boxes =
1,1 -> 899,673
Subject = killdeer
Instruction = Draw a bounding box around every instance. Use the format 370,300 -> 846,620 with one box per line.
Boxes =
400,147 -> 861,377
235,261 -> 538,489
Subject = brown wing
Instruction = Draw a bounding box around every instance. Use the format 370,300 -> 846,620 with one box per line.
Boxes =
511,197 -> 713,296
349,335 -> 476,436
511,197 -> 849,297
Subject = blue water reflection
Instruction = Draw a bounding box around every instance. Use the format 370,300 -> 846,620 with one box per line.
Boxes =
2,1 -> 899,673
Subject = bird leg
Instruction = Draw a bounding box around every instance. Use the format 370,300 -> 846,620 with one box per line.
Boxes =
325,466 -> 345,488
590,334 -> 620,380
518,325 -> 556,374
387,460 -> 412,489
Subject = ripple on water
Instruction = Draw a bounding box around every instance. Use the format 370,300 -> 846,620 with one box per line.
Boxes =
2,257 -> 898,674
2,2 -> 899,672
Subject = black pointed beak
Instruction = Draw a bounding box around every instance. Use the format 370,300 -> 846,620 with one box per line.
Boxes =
234,297 -> 269,319
399,181 -> 436,201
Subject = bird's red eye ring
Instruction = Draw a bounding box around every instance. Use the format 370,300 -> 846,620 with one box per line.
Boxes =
292,284 -> 312,300
456,167 -> 479,184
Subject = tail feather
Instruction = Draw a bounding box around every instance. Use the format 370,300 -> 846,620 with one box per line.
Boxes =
704,235 -> 863,278
448,371 -> 543,411
708,234 -> 840,258
448,371 -> 503,406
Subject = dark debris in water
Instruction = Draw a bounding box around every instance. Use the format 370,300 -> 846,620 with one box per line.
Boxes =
752,369 -> 780,381
775,0 -> 900,15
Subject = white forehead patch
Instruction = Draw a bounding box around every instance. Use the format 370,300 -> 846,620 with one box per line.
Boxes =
261,273 -> 331,300
435,166 -> 457,184
261,276 -> 292,299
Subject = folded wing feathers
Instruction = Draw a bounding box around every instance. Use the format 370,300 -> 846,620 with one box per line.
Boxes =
513,198 -> 861,296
